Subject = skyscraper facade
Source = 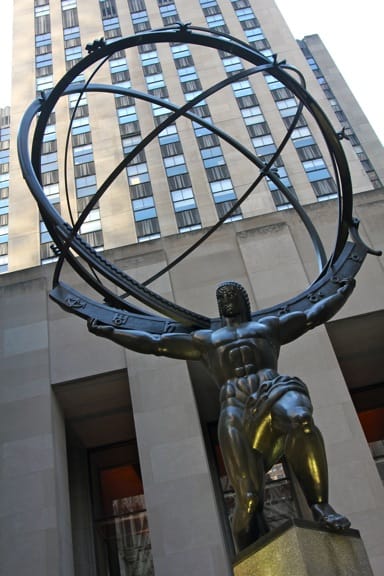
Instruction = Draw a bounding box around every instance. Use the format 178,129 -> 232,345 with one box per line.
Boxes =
4,0 -> 384,272
0,1 -> 383,575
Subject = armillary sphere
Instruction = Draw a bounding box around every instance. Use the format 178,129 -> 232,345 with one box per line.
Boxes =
18,24 -> 380,333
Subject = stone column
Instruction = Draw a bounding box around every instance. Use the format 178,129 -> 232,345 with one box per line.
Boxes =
126,350 -> 232,576
0,275 -> 74,576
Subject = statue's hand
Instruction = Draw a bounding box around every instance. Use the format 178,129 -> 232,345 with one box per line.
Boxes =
87,318 -> 114,335
337,277 -> 356,296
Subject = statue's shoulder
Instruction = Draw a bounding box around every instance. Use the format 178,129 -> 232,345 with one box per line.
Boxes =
192,329 -> 213,345
258,315 -> 280,329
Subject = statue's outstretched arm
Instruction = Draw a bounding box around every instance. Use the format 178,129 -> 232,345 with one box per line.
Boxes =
88,319 -> 202,360
305,277 -> 355,328
278,278 -> 355,344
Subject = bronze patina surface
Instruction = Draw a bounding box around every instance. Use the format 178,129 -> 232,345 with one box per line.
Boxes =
88,279 -> 354,551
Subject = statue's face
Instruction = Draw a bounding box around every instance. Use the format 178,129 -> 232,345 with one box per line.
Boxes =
217,288 -> 243,318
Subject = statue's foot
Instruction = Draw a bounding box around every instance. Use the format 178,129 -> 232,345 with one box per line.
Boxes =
311,503 -> 351,531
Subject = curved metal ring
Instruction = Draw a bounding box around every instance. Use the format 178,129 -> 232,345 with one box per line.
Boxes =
18,25 -> 359,329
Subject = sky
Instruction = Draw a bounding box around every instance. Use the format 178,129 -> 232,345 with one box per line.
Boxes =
0,0 -> 383,144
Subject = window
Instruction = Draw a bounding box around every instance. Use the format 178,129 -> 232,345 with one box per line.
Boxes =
127,163 -> 150,185
80,208 -> 101,234
222,56 -> 243,73
0,151 -> 9,165
291,126 -> 312,141
117,106 -> 137,124
152,104 -> 171,118
311,178 -> 337,197
64,26 -> 80,41
100,0 -> 117,18
241,106 -> 264,125
171,187 -> 196,212
177,67 -> 198,83
36,53 -> 53,67
236,7 -> 254,20
140,51 -> 159,66
145,74 -> 165,91
163,154 -> 185,168
0,253 -> 8,274
171,44 -> 190,59
232,80 -> 253,98
35,32 -> 51,49
62,8 -> 78,28
206,14 -> 225,27
216,200 -> 242,221
306,168 -> 331,182
201,146 -> 225,169
40,221 -> 52,244
159,3 -> 177,16
302,158 -> 326,173
245,27 -> 264,42
131,10 -> 148,23
76,174 -> 97,197
36,75 -> 54,92
164,157 -> 187,177
252,134 -> 273,148
68,93 -> 87,108
73,144 -> 94,165
71,117 -> 90,135
132,196 -> 156,221
61,0 -> 77,9
200,0 -> 218,7
111,71 -> 130,85
35,4 -> 50,17
276,98 -> 297,118
102,16 -> 119,30
122,135 -> 141,154
35,14 -> 51,35
110,58 -> 128,73
176,212 -> 201,232
136,219 -> 160,241
210,179 -> 236,203
158,124 -> 178,146
81,229 -> 104,248
44,183 -> 60,203
65,46 -> 82,61
41,152 -> 58,173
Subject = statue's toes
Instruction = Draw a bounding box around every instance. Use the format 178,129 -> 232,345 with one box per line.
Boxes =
323,514 -> 351,531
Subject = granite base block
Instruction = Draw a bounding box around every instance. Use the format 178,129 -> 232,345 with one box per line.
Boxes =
233,519 -> 373,576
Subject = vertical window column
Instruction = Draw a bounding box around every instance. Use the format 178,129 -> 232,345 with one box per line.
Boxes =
166,24 -> 242,222
40,113 -> 61,262
0,115 -> 10,273
35,1 -> 53,94
61,1 -> 103,250
265,74 -> 338,200
298,39 -> 381,189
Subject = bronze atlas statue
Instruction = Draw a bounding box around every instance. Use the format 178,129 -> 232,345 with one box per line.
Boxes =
18,24 -> 381,553
88,278 -> 354,551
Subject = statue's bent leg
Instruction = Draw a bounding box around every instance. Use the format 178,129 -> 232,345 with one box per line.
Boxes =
218,405 -> 268,551
271,390 -> 350,530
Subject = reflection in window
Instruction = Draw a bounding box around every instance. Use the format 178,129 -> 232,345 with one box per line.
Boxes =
90,442 -> 154,576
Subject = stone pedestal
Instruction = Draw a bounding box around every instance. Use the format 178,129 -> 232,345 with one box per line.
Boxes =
233,520 -> 373,576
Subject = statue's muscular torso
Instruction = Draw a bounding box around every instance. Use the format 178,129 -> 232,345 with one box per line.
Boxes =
193,319 -> 281,408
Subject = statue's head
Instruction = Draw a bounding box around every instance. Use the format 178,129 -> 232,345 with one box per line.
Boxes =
216,281 -> 251,321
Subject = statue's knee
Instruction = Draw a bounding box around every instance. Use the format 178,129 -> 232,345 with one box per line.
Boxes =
290,409 -> 314,434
